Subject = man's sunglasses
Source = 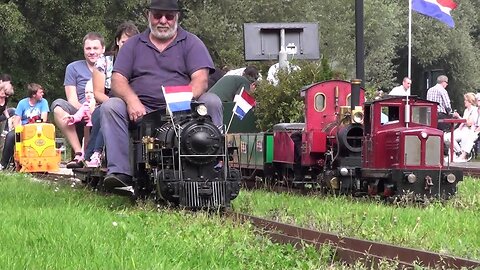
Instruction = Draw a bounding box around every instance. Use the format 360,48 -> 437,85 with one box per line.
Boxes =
151,12 -> 176,21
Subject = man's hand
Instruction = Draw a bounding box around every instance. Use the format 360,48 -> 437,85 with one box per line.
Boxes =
126,96 -> 146,122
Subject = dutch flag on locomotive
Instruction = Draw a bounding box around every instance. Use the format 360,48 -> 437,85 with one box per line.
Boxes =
162,85 -> 193,112
233,87 -> 256,120
412,0 -> 458,28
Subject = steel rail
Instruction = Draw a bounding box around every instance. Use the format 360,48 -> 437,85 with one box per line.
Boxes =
229,211 -> 480,270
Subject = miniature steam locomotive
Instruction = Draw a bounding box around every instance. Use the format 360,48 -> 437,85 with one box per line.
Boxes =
76,103 -> 240,209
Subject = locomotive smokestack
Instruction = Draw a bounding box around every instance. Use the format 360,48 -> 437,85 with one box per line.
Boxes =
351,78 -> 361,110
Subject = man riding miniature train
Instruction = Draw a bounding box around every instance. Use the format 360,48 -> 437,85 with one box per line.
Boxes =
100,0 -> 222,193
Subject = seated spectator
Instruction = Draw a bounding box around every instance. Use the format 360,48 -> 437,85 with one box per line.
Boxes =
62,80 -> 95,127
0,80 -> 15,133
471,93 -> 480,153
0,83 -> 49,170
444,92 -> 478,162
208,65 -> 259,102
84,21 -> 139,167
50,32 -> 105,168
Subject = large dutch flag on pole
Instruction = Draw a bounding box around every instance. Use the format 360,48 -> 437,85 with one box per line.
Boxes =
412,0 -> 458,28
232,88 -> 256,120
162,85 -> 193,112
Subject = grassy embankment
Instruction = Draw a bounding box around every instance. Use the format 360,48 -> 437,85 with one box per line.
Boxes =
232,177 -> 480,260
0,172 -> 342,269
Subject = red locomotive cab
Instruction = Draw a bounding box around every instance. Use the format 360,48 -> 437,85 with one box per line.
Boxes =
301,80 -> 366,132
362,96 -> 462,198
362,96 -> 445,169
300,80 -> 365,160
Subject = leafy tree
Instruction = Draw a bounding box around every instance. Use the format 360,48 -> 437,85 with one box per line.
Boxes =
1,0 -> 478,121
0,0 -> 144,103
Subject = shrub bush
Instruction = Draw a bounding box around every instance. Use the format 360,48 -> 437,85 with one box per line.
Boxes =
254,58 -> 344,130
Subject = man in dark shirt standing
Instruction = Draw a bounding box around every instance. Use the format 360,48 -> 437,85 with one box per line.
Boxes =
209,65 -> 259,102
101,0 -> 222,191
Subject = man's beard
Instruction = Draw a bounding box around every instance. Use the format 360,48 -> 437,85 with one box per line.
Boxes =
149,21 -> 178,41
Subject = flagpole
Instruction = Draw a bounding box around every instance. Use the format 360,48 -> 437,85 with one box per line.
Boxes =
227,87 -> 245,134
405,0 -> 413,128
226,109 -> 235,134
408,0 -> 412,79
162,86 -> 179,138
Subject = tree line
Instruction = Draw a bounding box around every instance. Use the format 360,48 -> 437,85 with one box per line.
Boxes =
1,0 -> 479,111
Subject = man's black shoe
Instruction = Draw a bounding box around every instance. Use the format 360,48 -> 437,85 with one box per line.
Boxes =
104,173 -> 134,196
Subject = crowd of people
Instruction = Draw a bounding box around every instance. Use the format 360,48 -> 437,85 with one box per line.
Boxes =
0,0 -> 477,189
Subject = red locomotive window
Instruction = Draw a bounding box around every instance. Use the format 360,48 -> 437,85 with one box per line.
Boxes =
381,105 -> 400,124
314,93 -> 326,112
411,106 -> 432,126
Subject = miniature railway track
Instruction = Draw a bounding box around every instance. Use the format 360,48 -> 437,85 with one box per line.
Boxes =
29,172 -> 480,269
229,211 -> 480,269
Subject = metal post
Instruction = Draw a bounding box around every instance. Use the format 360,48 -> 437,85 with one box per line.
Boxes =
279,29 -> 288,70
355,0 -> 365,87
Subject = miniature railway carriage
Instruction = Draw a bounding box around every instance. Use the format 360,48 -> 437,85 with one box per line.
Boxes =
14,122 -> 61,172
228,79 -> 463,199
362,96 -> 462,198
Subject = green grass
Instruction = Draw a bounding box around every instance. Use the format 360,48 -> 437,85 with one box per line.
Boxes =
2,172 -> 477,269
232,177 -> 480,261
0,172 -> 344,269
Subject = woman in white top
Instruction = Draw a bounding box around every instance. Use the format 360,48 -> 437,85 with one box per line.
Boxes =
444,92 -> 478,162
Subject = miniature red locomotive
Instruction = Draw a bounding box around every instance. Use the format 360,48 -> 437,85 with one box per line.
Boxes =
228,79 -> 462,199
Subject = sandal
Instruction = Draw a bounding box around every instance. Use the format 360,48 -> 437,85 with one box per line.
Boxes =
66,152 -> 85,169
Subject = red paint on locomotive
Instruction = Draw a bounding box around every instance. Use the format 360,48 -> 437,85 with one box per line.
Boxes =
362,96 -> 445,169
302,80 -> 365,131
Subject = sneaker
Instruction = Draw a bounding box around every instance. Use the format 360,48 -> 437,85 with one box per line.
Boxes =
85,152 -> 101,168
104,173 -> 134,196
66,153 -> 84,169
